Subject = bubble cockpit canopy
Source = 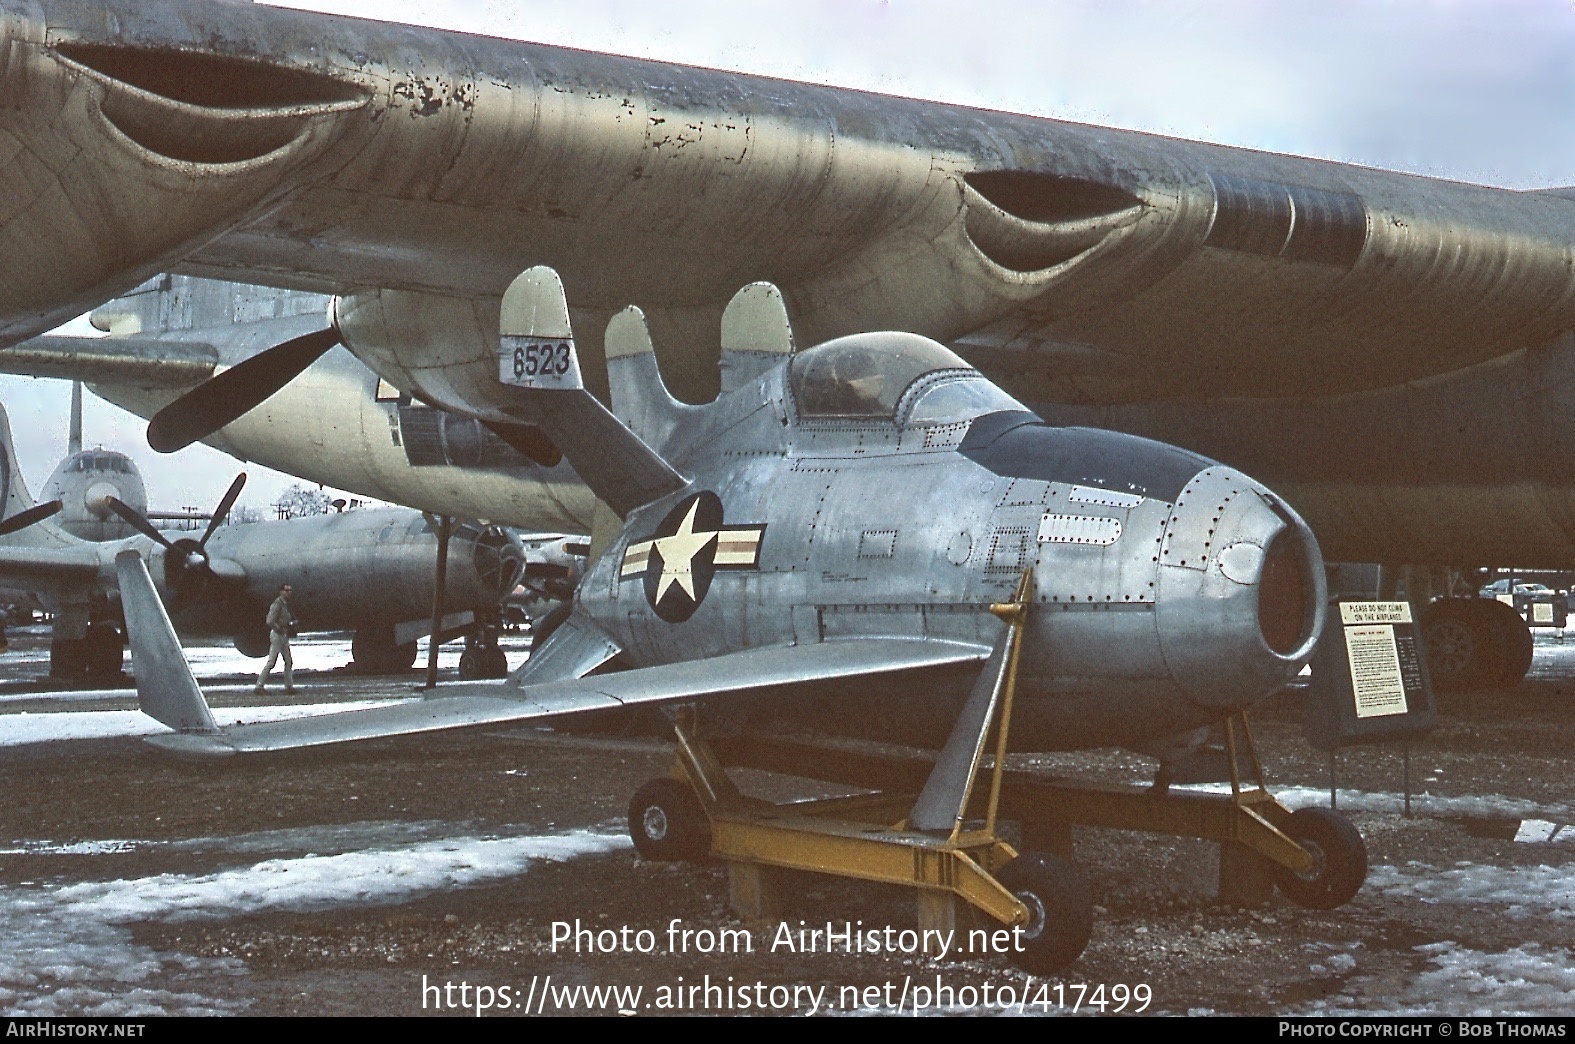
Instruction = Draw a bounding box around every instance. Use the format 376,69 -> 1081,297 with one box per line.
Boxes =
788,331 -> 1022,425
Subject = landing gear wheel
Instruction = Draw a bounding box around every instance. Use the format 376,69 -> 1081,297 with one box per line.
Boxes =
389,641 -> 419,672
234,626 -> 270,659
1421,599 -> 1494,691
1473,598 -> 1532,688
83,622 -> 123,677
484,647 -> 510,677
49,637 -> 85,680
458,647 -> 484,680
628,778 -> 711,862
996,852 -> 1094,975
352,627 -> 417,674
1271,807 -> 1368,910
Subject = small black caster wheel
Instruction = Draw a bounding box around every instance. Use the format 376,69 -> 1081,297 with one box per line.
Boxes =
997,851 -> 1094,975
1272,807 -> 1368,910
628,778 -> 711,862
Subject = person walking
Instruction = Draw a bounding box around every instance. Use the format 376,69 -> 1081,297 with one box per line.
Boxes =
255,583 -> 298,694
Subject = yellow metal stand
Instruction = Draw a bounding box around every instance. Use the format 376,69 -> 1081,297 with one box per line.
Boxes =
658,569 -> 1317,941
706,711 -> 1314,901
669,573 -> 1039,938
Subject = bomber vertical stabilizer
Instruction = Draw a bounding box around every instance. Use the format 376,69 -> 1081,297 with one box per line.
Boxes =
0,404 -> 37,524
498,267 -> 687,518
718,282 -> 796,394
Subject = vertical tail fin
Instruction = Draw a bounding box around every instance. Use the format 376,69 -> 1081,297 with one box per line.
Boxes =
0,403 -> 39,522
718,282 -> 796,393
68,381 -> 82,456
605,306 -> 700,451
499,267 -> 688,518
116,550 -> 220,735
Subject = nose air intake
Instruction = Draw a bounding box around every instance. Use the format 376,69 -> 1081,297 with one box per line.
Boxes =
1258,527 -> 1314,656
1154,467 -> 1326,709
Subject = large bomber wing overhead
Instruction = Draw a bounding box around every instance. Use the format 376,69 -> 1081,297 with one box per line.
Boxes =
1,0 -> 1573,409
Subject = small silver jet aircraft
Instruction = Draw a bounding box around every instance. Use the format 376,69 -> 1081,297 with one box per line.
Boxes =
0,404 -> 532,678
124,268 -> 1347,973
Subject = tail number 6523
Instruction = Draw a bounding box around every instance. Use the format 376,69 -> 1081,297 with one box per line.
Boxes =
512,341 -> 572,380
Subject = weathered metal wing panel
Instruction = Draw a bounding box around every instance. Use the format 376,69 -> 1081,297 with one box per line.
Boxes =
0,545 -> 102,589
0,335 -> 217,387
510,608 -> 622,686
144,638 -> 990,759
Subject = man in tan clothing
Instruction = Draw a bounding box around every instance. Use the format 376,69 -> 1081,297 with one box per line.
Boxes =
255,584 -> 297,694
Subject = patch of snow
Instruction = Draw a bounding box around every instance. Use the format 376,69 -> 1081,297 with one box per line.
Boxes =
0,827 -> 627,1016
1368,862 -> 1575,920
1299,944 -> 1575,1016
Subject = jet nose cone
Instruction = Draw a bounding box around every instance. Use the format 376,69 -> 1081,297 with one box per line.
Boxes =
1155,466 -> 1326,709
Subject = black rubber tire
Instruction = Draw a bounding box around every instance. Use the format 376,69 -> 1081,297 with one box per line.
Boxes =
233,626 -> 271,659
627,778 -> 711,862
49,637 -> 86,679
1271,807 -> 1368,910
996,852 -> 1094,975
352,627 -> 394,673
457,648 -> 484,680
83,622 -> 124,676
1421,599 -> 1495,691
352,627 -> 417,674
390,641 -> 419,672
1471,598 -> 1532,688
484,647 -> 510,677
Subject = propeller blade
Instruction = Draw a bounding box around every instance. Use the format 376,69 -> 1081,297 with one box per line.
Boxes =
482,420 -> 563,468
522,561 -> 572,581
199,473 -> 248,548
106,496 -> 178,551
0,500 -> 63,537
147,327 -> 341,453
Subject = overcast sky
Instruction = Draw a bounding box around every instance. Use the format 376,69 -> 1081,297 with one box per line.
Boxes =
5,0 -> 1572,513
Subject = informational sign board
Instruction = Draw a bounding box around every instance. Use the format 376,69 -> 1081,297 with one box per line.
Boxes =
1304,599 -> 1436,751
1526,596 -> 1568,629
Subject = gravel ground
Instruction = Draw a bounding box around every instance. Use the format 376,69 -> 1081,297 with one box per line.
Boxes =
0,625 -> 1569,1017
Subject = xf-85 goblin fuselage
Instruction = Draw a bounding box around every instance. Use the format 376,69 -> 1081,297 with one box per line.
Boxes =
578,330 -> 1326,753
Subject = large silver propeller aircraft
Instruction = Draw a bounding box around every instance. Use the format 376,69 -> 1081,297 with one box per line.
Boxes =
0,403 -> 532,678
36,382 -> 210,543
122,268 -> 1339,973
0,0 -> 1571,693
34,275 -> 595,535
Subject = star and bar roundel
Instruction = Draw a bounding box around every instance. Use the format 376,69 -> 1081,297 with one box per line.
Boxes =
620,491 -> 767,623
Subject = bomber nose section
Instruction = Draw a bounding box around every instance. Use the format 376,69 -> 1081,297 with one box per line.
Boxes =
1154,467 -> 1326,709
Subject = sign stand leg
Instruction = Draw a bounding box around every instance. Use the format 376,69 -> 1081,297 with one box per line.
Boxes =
1402,743 -> 1412,818
1329,749 -> 1337,810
